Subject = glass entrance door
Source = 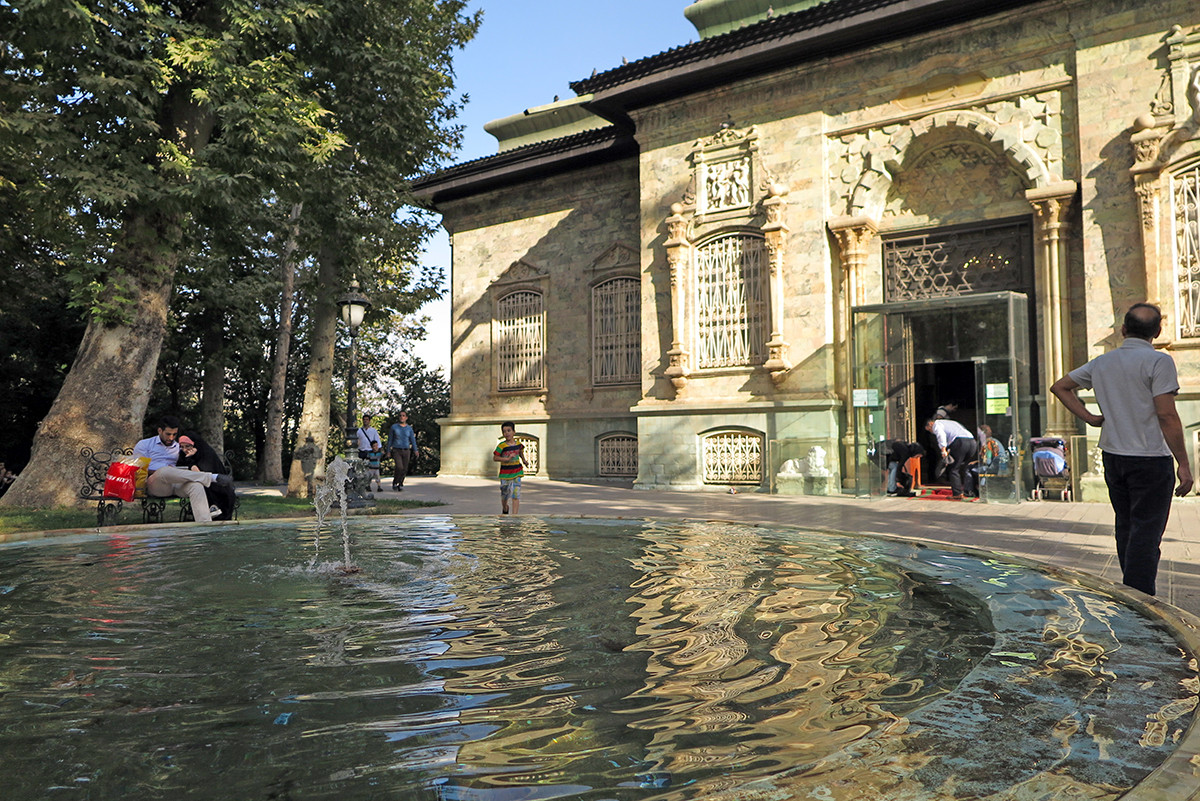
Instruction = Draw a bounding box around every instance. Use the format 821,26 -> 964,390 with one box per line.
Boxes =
850,292 -> 1031,502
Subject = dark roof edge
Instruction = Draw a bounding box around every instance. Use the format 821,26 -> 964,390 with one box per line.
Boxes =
573,0 -> 1048,116
411,126 -> 635,206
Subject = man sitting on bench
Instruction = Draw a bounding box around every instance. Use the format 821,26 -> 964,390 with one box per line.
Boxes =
132,415 -> 232,523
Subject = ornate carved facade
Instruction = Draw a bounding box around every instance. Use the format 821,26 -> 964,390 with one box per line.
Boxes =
414,0 -> 1200,496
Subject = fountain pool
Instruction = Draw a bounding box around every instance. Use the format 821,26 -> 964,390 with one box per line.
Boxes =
0,516 -> 1197,800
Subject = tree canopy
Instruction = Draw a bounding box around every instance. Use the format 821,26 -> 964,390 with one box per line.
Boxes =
0,0 -> 479,506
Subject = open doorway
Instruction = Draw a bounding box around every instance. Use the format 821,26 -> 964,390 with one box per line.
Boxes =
913,360 -> 977,486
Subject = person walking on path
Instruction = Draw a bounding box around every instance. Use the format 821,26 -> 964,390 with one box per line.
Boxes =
1050,302 -> 1193,596
492,422 -> 528,515
388,410 -> 418,491
356,413 -> 381,459
925,416 -> 978,499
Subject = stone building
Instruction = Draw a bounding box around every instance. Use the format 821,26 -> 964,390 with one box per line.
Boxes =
413,0 -> 1200,498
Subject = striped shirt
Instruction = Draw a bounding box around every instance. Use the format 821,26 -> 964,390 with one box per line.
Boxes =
495,440 -> 524,479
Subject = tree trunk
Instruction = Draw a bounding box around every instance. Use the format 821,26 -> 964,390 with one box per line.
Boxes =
286,242 -> 340,498
0,210 -> 177,509
261,202 -> 302,485
198,316 -> 226,454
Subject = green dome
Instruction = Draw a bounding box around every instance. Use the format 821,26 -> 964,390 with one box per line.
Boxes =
684,0 -> 829,38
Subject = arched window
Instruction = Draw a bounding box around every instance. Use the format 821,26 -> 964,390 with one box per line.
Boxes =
592,277 -> 640,385
702,430 -> 763,485
1173,162 -> 1200,338
695,234 -> 768,368
496,291 -> 544,390
597,433 -> 638,476
515,434 -> 540,475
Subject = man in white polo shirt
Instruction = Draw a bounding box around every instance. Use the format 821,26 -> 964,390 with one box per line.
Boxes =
925,415 -> 978,500
132,415 -> 232,523
1051,303 -> 1193,595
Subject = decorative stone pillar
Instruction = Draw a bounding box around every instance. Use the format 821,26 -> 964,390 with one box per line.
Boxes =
828,215 -> 878,486
664,203 -> 692,394
762,183 -> 791,383
1026,181 -> 1077,437
1129,113 -> 1174,334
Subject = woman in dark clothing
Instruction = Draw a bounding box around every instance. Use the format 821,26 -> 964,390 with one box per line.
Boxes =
177,433 -> 236,520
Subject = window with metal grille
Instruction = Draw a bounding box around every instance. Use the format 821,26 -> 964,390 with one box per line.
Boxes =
496,291 -> 544,390
695,235 -> 768,368
702,431 -> 763,485
1174,164 -> 1200,338
883,221 -> 1033,301
515,435 -> 540,474
592,277 -> 641,385
598,434 -> 638,476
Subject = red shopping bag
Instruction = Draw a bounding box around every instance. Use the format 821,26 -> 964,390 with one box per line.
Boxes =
103,460 -> 138,502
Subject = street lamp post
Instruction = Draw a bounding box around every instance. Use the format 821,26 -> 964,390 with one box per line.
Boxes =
337,281 -> 372,461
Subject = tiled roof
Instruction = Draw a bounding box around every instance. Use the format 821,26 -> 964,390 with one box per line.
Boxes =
411,125 -> 634,202
570,0 -> 1041,97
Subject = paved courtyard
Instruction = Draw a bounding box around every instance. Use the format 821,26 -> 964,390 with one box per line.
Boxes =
367,475 -> 1200,618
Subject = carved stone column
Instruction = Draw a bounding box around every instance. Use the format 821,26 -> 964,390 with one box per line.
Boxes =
664,203 -> 691,394
1026,181 -> 1077,437
762,183 -> 791,383
828,216 -> 878,486
1130,114 -> 1173,334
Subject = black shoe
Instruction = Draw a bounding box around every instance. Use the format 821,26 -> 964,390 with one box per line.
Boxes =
214,474 -> 234,489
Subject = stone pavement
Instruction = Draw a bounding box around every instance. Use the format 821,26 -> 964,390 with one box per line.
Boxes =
363,475 -> 1200,617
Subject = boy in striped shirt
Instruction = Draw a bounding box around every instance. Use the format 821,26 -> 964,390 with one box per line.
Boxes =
492,422 -> 528,514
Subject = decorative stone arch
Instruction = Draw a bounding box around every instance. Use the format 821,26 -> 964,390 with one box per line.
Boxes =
848,109 -> 1054,219
596,431 -> 638,477
831,107 -> 1078,437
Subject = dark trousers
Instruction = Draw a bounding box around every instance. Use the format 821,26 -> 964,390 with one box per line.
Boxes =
1103,452 -> 1176,596
392,448 -> 412,488
947,436 -> 978,497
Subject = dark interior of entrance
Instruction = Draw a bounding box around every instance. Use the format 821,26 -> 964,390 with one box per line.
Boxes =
914,360 -> 976,485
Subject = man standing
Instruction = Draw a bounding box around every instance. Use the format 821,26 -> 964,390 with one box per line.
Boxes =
356,413 -> 381,460
1050,303 -> 1193,595
388,410 -> 418,491
132,415 -> 232,523
925,416 -> 978,499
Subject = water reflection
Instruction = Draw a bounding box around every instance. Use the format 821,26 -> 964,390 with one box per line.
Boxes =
0,517 -> 1194,800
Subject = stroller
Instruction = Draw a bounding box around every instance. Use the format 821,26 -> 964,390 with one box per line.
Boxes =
1030,436 -> 1071,501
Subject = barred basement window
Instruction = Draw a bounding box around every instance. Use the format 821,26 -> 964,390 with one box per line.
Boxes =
497,291 -> 544,390
598,434 -> 638,476
515,435 -> 540,475
593,277 -> 641,385
1174,164 -> 1200,338
695,235 -> 768,368
702,431 -> 763,485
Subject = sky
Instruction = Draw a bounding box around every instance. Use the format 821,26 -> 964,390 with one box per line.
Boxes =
409,2 -> 699,372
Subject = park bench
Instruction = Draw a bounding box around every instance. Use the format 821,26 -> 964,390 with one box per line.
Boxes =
79,447 -> 238,526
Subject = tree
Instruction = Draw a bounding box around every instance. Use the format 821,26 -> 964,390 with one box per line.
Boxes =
0,0 -> 476,508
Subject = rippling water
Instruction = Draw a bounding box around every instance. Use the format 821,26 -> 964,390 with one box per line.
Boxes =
0,516 -> 1194,800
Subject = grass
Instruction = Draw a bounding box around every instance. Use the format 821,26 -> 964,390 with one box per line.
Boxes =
0,493 -> 442,537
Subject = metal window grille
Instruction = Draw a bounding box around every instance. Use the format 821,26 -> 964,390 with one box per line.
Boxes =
515,435 -> 540,475
883,221 -> 1032,301
1174,165 -> 1200,338
593,277 -> 641,385
497,291 -> 544,390
695,235 -> 768,368
598,435 -> 638,476
702,431 -> 763,485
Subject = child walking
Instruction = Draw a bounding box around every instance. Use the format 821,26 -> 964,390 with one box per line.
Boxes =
366,442 -> 383,493
492,422 -> 528,514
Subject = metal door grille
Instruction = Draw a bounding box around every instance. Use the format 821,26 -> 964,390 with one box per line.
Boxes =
884,221 -> 1032,301
515,435 -> 539,475
702,432 -> 763,485
593,277 -> 641,385
1174,165 -> 1200,338
695,235 -> 768,368
497,291 -> 544,390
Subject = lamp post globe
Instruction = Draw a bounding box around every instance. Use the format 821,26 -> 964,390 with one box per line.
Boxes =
336,281 -> 372,460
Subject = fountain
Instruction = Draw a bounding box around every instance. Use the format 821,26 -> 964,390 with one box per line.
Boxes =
310,455 -> 359,573
0,516 -> 1197,800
